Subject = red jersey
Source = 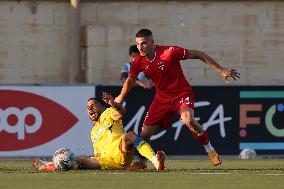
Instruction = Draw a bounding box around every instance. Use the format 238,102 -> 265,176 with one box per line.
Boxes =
129,45 -> 193,102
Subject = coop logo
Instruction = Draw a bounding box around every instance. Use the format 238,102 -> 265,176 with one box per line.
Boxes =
239,91 -> 284,150
0,107 -> 42,140
0,90 -> 78,151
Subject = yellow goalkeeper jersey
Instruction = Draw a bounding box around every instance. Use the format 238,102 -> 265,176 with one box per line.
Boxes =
90,107 -> 133,169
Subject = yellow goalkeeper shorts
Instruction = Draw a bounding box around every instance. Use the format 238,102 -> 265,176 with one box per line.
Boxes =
96,136 -> 134,170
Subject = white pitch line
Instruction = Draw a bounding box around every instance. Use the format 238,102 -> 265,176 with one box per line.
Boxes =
195,172 -> 231,175
76,171 -> 284,176
259,173 -> 284,176
188,172 -> 284,176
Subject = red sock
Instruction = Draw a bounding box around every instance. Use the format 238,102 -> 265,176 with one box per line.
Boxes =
39,163 -> 57,171
192,131 -> 209,145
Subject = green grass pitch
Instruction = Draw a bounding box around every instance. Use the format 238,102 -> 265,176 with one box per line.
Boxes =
0,158 -> 283,189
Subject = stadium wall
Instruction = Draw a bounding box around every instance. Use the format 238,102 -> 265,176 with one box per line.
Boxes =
0,1 -> 284,85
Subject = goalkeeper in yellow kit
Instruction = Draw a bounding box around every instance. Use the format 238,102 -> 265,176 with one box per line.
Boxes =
33,92 -> 165,171
77,92 -> 165,170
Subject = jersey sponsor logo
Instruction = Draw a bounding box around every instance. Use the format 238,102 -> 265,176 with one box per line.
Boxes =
0,90 -> 78,151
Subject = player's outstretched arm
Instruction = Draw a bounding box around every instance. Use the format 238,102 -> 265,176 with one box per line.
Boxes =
102,92 -> 126,117
115,77 -> 136,103
188,50 -> 240,83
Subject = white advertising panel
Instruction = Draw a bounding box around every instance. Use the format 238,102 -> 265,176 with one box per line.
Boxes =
0,86 -> 95,157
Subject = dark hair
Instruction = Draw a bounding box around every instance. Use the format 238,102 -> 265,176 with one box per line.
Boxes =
88,97 -> 102,105
129,45 -> 139,55
136,29 -> 153,38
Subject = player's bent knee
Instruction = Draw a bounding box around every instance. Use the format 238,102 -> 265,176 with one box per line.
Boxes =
189,122 -> 204,134
140,132 -> 151,142
140,124 -> 158,141
125,131 -> 138,142
183,118 -> 194,127
184,119 -> 201,131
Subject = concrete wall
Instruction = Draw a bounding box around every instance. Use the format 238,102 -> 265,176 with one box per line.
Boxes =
0,1 -> 70,84
0,1 -> 284,85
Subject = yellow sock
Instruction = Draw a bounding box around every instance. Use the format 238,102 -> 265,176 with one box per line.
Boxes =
136,140 -> 155,160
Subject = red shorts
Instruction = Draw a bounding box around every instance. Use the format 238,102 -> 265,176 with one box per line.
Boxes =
143,91 -> 195,129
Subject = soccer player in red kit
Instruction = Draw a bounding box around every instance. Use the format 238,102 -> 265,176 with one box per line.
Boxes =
115,29 -> 240,167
